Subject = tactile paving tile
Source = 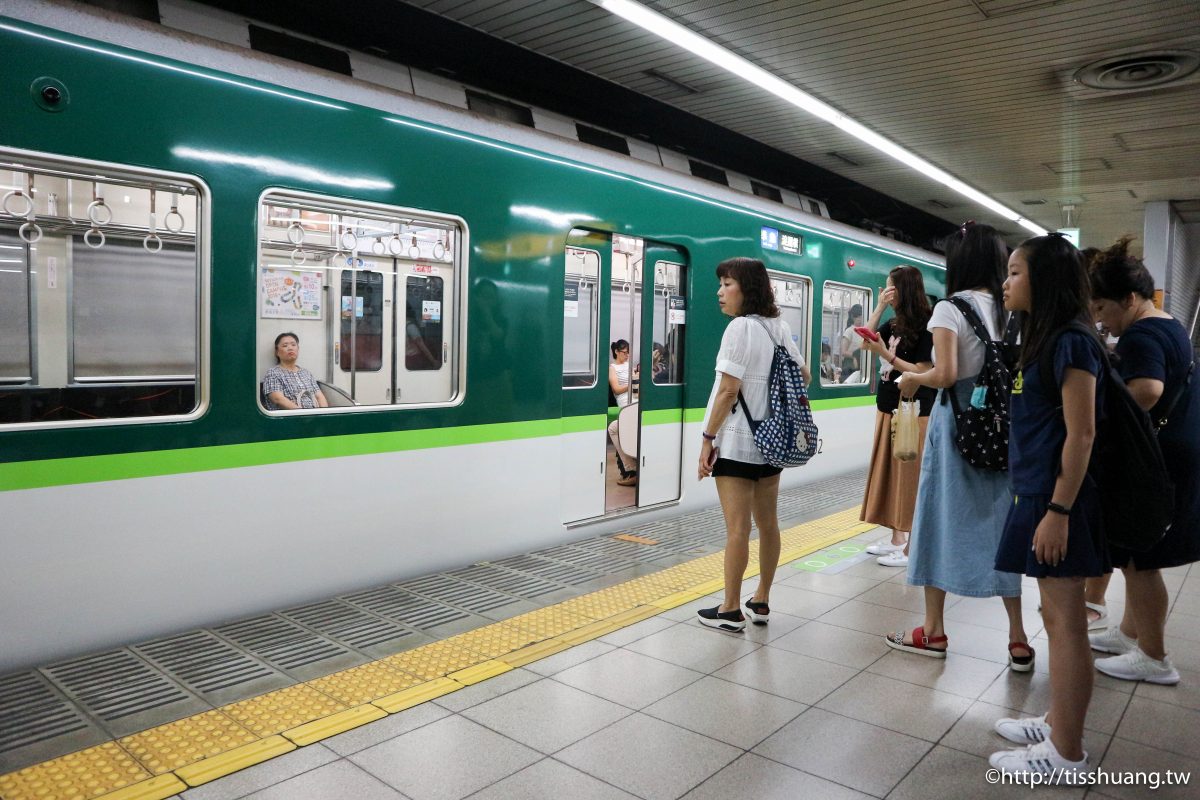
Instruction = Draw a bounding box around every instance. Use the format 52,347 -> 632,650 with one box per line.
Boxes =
383,639 -> 487,682
443,623 -> 533,659
0,741 -> 150,799
503,606 -> 595,641
118,709 -> 257,775
221,685 -> 346,738
306,662 -> 424,707
557,584 -> 654,620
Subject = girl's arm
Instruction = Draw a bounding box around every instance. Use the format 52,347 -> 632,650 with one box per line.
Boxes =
609,364 -> 628,396
698,372 -> 742,479
896,328 -> 959,394
1126,377 -> 1165,412
1033,367 -> 1097,566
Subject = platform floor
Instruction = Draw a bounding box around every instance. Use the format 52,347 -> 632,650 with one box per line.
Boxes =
3,471 -> 1198,799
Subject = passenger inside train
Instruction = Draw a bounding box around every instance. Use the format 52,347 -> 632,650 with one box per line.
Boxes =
263,332 -> 328,410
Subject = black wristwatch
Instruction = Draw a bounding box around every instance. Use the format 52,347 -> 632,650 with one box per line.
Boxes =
1046,501 -> 1071,516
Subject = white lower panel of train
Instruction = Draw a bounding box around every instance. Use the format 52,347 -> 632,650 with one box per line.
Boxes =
0,406 -> 873,671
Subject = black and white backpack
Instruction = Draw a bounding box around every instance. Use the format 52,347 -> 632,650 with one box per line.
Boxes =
736,317 -> 820,468
941,297 -> 1015,472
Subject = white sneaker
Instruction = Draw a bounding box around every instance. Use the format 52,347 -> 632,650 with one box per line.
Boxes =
876,551 -> 909,567
993,712 -> 1051,745
1089,626 -> 1136,655
1094,647 -> 1181,685
865,539 -> 905,556
988,739 -> 1091,785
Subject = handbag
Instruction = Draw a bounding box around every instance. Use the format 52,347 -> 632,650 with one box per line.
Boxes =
892,399 -> 920,462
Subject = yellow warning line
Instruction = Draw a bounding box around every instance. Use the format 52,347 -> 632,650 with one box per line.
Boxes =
0,506 -> 872,800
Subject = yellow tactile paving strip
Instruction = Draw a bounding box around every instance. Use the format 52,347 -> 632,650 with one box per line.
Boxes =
0,506 -> 872,800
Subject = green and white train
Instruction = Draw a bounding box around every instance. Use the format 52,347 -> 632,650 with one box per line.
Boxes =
0,7 -> 945,671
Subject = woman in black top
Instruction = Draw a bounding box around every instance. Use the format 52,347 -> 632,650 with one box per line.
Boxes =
1087,236 -> 1197,685
858,266 -> 936,566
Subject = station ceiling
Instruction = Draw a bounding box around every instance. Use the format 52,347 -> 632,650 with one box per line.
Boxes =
398,0 -> 1200,250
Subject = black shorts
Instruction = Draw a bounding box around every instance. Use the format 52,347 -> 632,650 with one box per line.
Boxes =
711,458 -> 782,481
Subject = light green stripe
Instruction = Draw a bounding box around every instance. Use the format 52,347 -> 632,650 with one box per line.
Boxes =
642,408 -> 683,426
810,396 -> 876,411
561,414 -> 606,434
685,408 -> 706,424
1,418 -> 560,493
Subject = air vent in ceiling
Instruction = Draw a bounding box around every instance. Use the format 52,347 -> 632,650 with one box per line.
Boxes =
1021,199 -> 1047,206
1074,50 -> 1200,91
641,69 -> 700,98
827,152 -> 862,167
1043,159 -> 1110,175
928,199 -> 952,209
971,0 -> 1072,18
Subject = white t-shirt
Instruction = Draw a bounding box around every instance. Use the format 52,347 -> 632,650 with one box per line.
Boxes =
703,315 -> 806,464
927,290 -> 1002,379
611,361 -> 631,407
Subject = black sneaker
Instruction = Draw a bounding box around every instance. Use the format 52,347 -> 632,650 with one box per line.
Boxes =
697,605 -> 745,632
743,598 -> 770,624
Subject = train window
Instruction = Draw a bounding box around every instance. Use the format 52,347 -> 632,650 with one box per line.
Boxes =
821,281 -> 871,387
651,261 -> 686,385
0,152 -> 205,427
563,246 -> 600,388
257,191 -> 465,411
770,274 -> 812,370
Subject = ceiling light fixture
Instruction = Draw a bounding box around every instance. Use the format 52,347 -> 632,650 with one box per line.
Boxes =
593,0 -> 1048,236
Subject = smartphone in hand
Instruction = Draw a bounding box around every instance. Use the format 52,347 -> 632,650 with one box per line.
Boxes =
853,326 -> 880,343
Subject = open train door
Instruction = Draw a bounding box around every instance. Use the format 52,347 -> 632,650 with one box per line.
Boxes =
636,244 -> 687,507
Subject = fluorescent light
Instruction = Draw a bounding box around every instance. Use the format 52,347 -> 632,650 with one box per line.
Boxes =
594,0 -> 1048,236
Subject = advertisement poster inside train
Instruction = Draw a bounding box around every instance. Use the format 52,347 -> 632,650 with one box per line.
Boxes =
260,268 -> 322,319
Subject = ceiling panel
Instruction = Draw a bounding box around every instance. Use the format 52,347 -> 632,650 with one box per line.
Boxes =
407,0 -> 1200,247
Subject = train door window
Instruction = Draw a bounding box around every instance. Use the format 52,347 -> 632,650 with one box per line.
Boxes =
340,270 -> 383,371
821,281 -> 871,387
257,190 -> 465,411
563,247 -> 600,388
0,232 -> 32,385
0,151 -> 205,427
404,275 -> 443,371
770,274 -> 812,368
651,261 -> 685,385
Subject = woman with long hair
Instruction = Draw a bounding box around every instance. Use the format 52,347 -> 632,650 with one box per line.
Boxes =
607,339 -> 638,486
988,233 -> 1108,781
1087,236 -> 1197,684
884,223 -> 1032,670
859,266 -> 936,567
696,257 -> 810,631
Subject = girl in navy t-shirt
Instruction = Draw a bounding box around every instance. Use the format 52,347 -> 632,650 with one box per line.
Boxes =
988,234 -> 1105,783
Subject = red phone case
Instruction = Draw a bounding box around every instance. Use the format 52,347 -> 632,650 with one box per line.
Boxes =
854,326 -> 880,342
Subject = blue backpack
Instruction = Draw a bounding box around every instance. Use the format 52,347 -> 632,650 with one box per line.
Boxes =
736,317 -> 820,468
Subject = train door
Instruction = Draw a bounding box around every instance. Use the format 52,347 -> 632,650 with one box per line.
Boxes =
560,230 -> 687,524
330,260 -> 392,404
638,245 -> 687,506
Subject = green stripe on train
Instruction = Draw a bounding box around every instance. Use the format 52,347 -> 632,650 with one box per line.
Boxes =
0,398 -> 874,491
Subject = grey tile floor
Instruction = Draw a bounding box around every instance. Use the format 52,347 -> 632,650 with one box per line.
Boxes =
175,527 -> 1200,800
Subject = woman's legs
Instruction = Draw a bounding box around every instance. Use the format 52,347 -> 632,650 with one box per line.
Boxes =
715,475 -> 755,613
890,528 -> 908,547
750,474 -> 782,604
1039,576 -> 1091,762
1122,565 -> 1169,660
606,419 -> 634,475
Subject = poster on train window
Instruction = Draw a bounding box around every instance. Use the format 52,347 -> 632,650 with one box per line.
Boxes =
668,295 -> 687,325
564,280 -> 579,318
260,268 -> 323,319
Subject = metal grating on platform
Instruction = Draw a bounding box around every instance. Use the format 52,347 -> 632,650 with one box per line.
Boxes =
134,630 -> 289,707
0,470 -> 869,775
213,615 -> 363,680
344,585 -> 471,631
41,651 -> 208,738
280,599 -> 422,657
400,573 -> 526,615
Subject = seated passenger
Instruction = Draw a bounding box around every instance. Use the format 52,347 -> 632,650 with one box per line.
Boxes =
608,339 -> 637,486
651,342 -> 671,383
264,332 -> 328,410
819,342 -> 835,382
840,355 -> 862,384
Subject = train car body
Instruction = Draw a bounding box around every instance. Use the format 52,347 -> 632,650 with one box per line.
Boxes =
0,6 -> 945,671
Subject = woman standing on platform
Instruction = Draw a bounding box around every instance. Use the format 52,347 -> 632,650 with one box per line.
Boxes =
989,233 -> 1107,781
883,223 -> 1032,669
696,257 -> 808,632
859,265 -> 936,567
1087,237 -> 1197,685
